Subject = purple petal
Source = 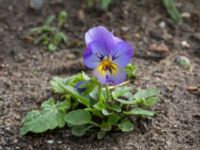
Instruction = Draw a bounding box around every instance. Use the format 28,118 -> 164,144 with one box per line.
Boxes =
107,65 -> 126,85
94,64 -> 126,85
75,81 -> 86,93
112,32 -> 123,44
93,67 -> 107,85
85,26 -> 115,52
111,41 -> 133,67
83,47 -> 99,69
83,41 -> 109,69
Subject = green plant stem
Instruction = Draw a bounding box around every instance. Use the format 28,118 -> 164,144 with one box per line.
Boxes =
105,84 -> 111,101
98,83 -> 102,101
162,0 -> 181,22
90,121 -> 101,127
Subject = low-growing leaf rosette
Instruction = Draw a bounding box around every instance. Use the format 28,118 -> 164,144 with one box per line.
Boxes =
20,72 -> 159,139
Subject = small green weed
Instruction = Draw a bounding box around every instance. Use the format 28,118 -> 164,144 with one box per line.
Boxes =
31,11 -> 68,52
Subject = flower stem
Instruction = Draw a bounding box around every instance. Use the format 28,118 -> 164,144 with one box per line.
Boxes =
105,84 -> 111,101
98,83 -> 102,102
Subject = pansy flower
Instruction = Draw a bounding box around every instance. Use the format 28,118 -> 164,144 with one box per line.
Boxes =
83,26 -> 133,85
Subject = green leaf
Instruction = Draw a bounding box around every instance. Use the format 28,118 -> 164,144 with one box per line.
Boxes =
45,15 -> 55,25
81,72 -> 90,80
93,102 -> 106,110
108,103 -> 121,112
60,32 -> 68,43
85,108 -> 103,118
108,114 -> 120,125
54,32 -> 67,44
111,86 -> 131,99
89,85 -> 107,103
114,91 -> 136,105
48,43 -> 57,52
31,26 -> 56,34
112,87 -> 136,105
65,73 -> 90,87
53,32 -> 64,45
102,109 -> 113,116
118,119 -> 134,132
71,125 -> 86,136
58,11 -> 68,27
100,0 -> 112,10
50,74 -> 85,94
125,63 -> 137,79
134,88 -> 159,100
65,109 -> 91,125
101,122 -> 112,131
89,86 -> 98,100
125,108 -> 155,116
31,27 -> 43,34
97,131 -> 106,140
56,99 -> 71,112
50,75 -> 91,107
41,34 -> 49,45
50,77 -> 67,94
20,98 -> 66,136
71,125 -> 92,137
163,0 -> 181,22
32,33 -> 46,45
59,84 -> 90,107
77,78 -> 98,95
123,91 -> 134,99
145,97 -> 159,107
115,98 -> 136,105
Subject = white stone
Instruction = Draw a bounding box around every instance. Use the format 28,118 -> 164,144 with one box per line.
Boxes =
47,140 -> 54,144
181,41 -> 190,48
159,21 -> 166,29
30,0 -> 44,10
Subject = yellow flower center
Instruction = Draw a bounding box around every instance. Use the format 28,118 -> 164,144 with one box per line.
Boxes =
97,57 -> 118,75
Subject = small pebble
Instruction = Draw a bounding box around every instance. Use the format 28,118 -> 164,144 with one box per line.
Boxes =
175,56 -> 191,68
15,53 -> 25,62
166,140 -> 172,146
5,127 -> 10,131
8,6 -> 13,11
181,41 -> 190,48
47,140 -> 54,144
13,139 -> 18,143
159,21 -> 166,29
77,9 -> 85,22
182,12 -> 191,18
148,43 -> 170,53
121,26 -> 129,32
30,0 -> 44,10
134,33 -> 140,38
65,53 -> 76,59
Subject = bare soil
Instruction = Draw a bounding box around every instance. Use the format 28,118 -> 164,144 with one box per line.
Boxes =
0,0 -> 200,149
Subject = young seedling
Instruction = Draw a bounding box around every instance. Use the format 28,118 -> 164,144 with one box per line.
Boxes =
163,0 -> 182,22
58,11 -> 68,27
125,63 -> 137,79
31,11 -> 68,52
